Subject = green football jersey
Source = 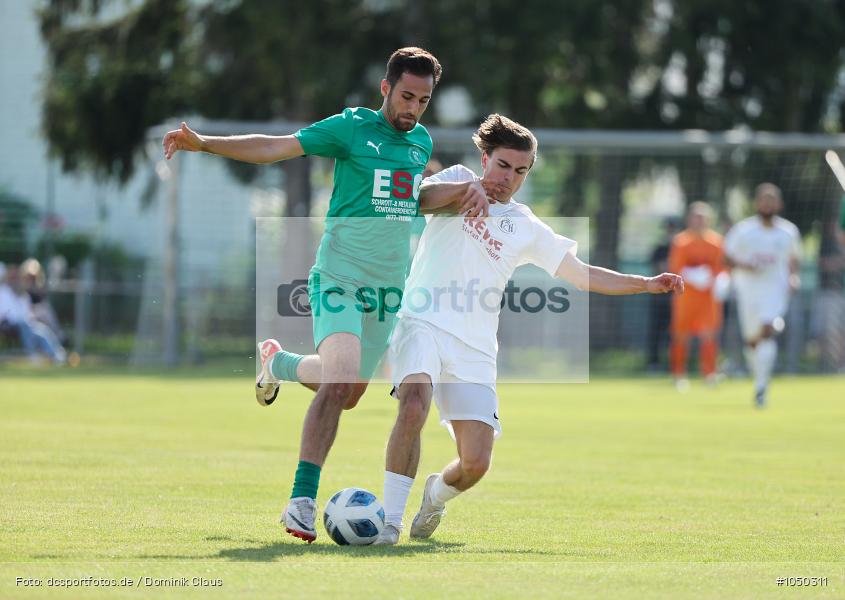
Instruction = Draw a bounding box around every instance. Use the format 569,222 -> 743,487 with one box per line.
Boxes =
295,107 -> 432,291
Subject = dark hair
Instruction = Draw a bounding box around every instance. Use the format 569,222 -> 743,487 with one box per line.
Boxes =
385,47 -> 442,87
472,114 -> 538,166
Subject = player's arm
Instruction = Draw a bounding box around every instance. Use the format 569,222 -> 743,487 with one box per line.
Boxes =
419,180 -> 491,217
555,252 -> 684,295
163,122 -> 304,164
788,228 -> 802,291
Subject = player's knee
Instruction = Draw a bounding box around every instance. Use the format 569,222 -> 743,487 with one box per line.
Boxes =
320,381 -> 356,409
343,385 -> 366,410
398,388 -> 429,429
460,452 -> 491,482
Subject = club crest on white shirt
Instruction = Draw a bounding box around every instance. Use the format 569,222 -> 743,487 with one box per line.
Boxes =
497,217 -> 516,235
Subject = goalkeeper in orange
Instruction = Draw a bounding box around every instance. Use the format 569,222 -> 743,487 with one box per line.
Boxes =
669,202 -> 725,388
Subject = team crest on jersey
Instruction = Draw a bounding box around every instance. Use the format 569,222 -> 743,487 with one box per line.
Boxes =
408,146 -> 425,165
498,217 -> 516,235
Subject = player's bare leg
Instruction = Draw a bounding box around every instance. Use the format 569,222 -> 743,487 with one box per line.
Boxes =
282,332 -> 361,543
258,347 -> 367,408
375,373 -> 433,545
410,420 -> 494,539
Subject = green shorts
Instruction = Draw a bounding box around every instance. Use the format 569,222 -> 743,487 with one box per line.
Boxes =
308,272 -> 403,380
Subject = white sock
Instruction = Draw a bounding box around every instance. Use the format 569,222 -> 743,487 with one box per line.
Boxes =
754,339 -> 777,391
429,473 -> 461,507
744,346 -> 756,377
383,471 -> 414,529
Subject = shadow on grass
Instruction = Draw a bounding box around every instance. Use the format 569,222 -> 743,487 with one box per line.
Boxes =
138,538 -> 464,561
135,535 -> 564,562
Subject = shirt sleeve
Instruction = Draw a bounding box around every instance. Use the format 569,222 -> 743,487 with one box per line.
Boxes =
294,109 -> 355,159
422,164 -> 477,186
524,219 -> 578,277
668,237 -> 684,274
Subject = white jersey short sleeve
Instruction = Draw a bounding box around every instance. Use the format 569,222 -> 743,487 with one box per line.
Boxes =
401,164 -> 578,357
520,219 -> 578,276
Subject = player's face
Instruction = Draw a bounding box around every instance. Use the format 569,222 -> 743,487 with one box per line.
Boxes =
481,147 -> 533,202
756,192 -> 782,218
688,210 -> 709,231
381,72 -> 434,132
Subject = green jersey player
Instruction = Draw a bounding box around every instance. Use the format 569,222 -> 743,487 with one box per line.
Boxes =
163,48 -> 487,543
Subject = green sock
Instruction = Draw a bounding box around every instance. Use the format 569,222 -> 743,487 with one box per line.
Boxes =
270,351 -> 304,382
291,460 -> 321,500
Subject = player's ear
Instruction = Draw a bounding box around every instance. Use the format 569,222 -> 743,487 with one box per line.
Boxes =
380,79 -> 390,99
481,151 -> 489,170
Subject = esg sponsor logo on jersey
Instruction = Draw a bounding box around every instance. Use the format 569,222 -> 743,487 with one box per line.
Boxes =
371,169 -> 423,201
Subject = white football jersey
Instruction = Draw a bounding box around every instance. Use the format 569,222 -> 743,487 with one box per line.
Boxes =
724,215 -> 801,296
399,164 -> 577,358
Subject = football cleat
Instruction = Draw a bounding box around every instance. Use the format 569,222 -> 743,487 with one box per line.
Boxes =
410,474 -> 446,539
255,339 -> 282,406
281,496 -> 317,543
372,523 -> 401,546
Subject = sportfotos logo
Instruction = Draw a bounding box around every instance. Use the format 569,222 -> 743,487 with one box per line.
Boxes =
277,275 -> 571,321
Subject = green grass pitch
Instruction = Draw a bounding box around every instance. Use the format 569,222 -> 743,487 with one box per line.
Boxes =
1,371 -> 843,598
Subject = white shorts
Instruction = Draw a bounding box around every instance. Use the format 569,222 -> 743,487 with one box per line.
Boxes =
735,286 -> 789,341
389,316 -> 501,438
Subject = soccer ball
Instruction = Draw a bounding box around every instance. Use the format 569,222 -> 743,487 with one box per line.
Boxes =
323,487 -> 385,545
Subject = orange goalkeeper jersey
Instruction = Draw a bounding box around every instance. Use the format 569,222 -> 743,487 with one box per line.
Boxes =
669,229 -> 724,334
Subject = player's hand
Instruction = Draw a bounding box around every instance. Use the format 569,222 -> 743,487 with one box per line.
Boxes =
460,181 -> 490,218
480,179 -> 510,203
163,122 -> 205,160
647,272 -> 684,294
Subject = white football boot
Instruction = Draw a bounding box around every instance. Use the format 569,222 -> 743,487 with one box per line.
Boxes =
281,496 -> 317,543
372,523 -> 401,546
255,339 -> 282,406
410,474 -> 446,539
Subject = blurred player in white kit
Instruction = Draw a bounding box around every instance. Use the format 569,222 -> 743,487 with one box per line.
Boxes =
724,183 -> 802,408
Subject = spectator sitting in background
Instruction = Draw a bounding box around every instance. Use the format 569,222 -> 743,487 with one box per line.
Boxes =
0,262 -> 67,365
20,257 -> 65,343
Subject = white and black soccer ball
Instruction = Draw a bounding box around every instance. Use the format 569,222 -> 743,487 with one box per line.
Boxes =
323,487 -> 385,545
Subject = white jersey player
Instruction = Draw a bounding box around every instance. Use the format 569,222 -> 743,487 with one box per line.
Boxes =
374,114 -> 684,545
724,183 -> 802,408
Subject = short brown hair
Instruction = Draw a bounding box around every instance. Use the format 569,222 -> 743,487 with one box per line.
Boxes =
385,47 -> 442,87
472,114 -> 538,166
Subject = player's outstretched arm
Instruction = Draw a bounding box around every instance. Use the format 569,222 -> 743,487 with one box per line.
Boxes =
419,180 -> 490,217
163,122 -> 304,164
555,252 -> 684,295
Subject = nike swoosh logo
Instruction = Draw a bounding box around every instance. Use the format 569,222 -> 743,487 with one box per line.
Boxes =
287,512 -> 313,532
